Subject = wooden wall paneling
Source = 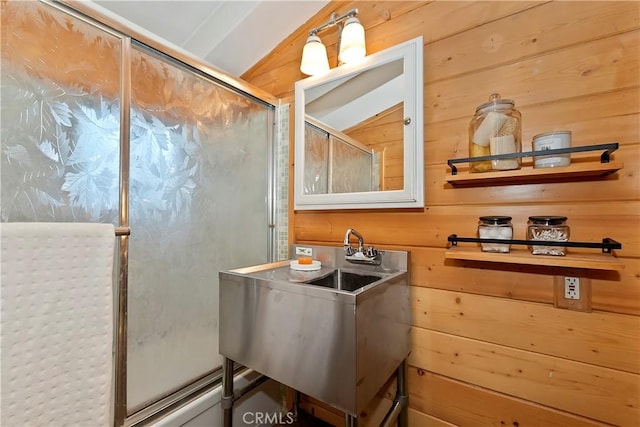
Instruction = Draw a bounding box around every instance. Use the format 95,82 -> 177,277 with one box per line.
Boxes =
298,395 -> 345,426
364,1 -> 545,53
358,397 -> 392,427
243,1 -> 544,98
244,1 -> 640,423
409,328 -> 640,425
409,255 -> 640,315
407,368 -> 608,426
408,407 -> 456,427
412,287 -> 640,373
355,361 -> 462,426
408,248 -> 555,302
424,31 -> 639,124
293,201 -> 640,255
590,264 -> 640,315
423,1 -> 640,84
299,396 -> 456,426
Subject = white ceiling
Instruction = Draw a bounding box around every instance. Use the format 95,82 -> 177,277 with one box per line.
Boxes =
91,0 -> 329,76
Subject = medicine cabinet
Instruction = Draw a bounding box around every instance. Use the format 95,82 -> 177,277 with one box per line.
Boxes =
294,36 -> 424,210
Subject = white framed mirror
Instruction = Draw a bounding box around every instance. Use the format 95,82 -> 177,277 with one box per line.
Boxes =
294,36 -> 423,210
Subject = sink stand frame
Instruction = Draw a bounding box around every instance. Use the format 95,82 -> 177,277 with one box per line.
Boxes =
221,357 -> 408,427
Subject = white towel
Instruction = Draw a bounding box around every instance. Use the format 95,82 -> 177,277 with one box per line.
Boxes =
1,222 -> 115,427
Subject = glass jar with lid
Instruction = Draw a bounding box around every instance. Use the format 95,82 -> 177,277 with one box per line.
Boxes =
527,216 -> 570,256
468,93 -> 522,173
478,216 -> 513,253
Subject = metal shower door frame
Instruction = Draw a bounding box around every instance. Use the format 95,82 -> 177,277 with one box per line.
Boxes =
39,2 -> 280,425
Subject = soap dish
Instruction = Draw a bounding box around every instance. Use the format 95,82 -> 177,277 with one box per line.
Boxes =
290,260 -> 321,271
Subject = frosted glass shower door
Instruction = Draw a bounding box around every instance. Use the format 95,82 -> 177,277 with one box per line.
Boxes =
1,1 -> 121,224
127,45 -> 272,412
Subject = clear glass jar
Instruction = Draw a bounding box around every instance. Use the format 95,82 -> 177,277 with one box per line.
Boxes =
469,93 -> 522,173
478,216 -> 513,253
527,216 -> 570,256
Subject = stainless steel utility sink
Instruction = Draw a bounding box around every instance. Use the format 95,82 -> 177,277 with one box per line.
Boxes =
304,269 -> 383,292
219,244 -> 411,417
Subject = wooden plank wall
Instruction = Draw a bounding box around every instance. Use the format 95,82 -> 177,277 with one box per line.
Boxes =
243,1 -> 640,425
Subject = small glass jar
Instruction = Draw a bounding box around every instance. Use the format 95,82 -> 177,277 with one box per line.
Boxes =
533,131 -> 572,168
527,216 -> 570,256
469,93 -> 522,173
478,216 -> 513,253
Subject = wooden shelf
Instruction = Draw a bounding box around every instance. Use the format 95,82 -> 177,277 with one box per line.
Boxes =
445,246 -> 624,271
444,142 -> 625,272
446,161 -> 624,186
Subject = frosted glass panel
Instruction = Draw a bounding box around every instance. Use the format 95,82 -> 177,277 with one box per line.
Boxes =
303,124 -> 329,195
302,122 -> 374,195
331,136 -> 373,194
127,46 -> 271,411
1,1 -> 120,223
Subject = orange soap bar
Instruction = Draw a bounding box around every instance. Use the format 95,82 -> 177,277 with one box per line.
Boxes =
298,257 -> 312,265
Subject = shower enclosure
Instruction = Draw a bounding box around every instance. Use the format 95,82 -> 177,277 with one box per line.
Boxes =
1,0 -> 283,424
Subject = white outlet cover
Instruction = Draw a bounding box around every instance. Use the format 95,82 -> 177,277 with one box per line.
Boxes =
564,277 -> 580,299
295,247 -> 312,256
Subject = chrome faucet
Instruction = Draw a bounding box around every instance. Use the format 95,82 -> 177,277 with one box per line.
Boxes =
344,228 -> 364,255
343,228 -> 382,265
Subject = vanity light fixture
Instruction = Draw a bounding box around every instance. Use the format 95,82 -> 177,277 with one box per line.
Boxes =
300,8 -> 366,76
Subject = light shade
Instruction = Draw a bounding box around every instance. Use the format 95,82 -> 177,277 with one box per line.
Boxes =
338,17 -> 366,64
300,35 -> 330,76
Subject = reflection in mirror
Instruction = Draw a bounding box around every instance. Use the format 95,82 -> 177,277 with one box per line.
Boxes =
294,36 -> 423,210
304,58 -> 403,193
304,118 -> 379,194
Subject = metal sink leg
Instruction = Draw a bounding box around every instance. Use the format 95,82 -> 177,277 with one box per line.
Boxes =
397,360 -> 408,427
380,359 -> 408,427
222,357 -> 234,427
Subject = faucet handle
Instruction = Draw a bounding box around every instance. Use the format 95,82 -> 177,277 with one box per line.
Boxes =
365,246 -> 379,257
345,246 -> 357,256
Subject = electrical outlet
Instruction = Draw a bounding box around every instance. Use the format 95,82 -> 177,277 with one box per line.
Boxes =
554,275 -> 592,312
295,246 -> 313,257
564,276 -> 580,299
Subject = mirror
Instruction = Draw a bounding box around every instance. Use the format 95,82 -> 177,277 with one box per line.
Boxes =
294,36 -> 423,210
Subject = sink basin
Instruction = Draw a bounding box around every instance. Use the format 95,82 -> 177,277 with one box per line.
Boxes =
305,269 -> 382,292
219,244 -> 411,417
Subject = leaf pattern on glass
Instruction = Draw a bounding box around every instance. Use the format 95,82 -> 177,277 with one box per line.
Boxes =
2,54 -> 119,221
2,70 -> 77,139
62,166 -> 116,216
3,144 -> 32,168
2,0 -> 264,226
38,141 -> 59,162
128,106 -> 200,226
70,102 -> 120,165
50,125 -> 73,165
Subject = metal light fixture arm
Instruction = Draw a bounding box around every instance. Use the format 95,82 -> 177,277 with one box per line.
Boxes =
307,8 -> 358,38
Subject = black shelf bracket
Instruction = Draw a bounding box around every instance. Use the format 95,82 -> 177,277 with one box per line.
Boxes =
447,234 -> 622,254
447,142 -> 619,175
